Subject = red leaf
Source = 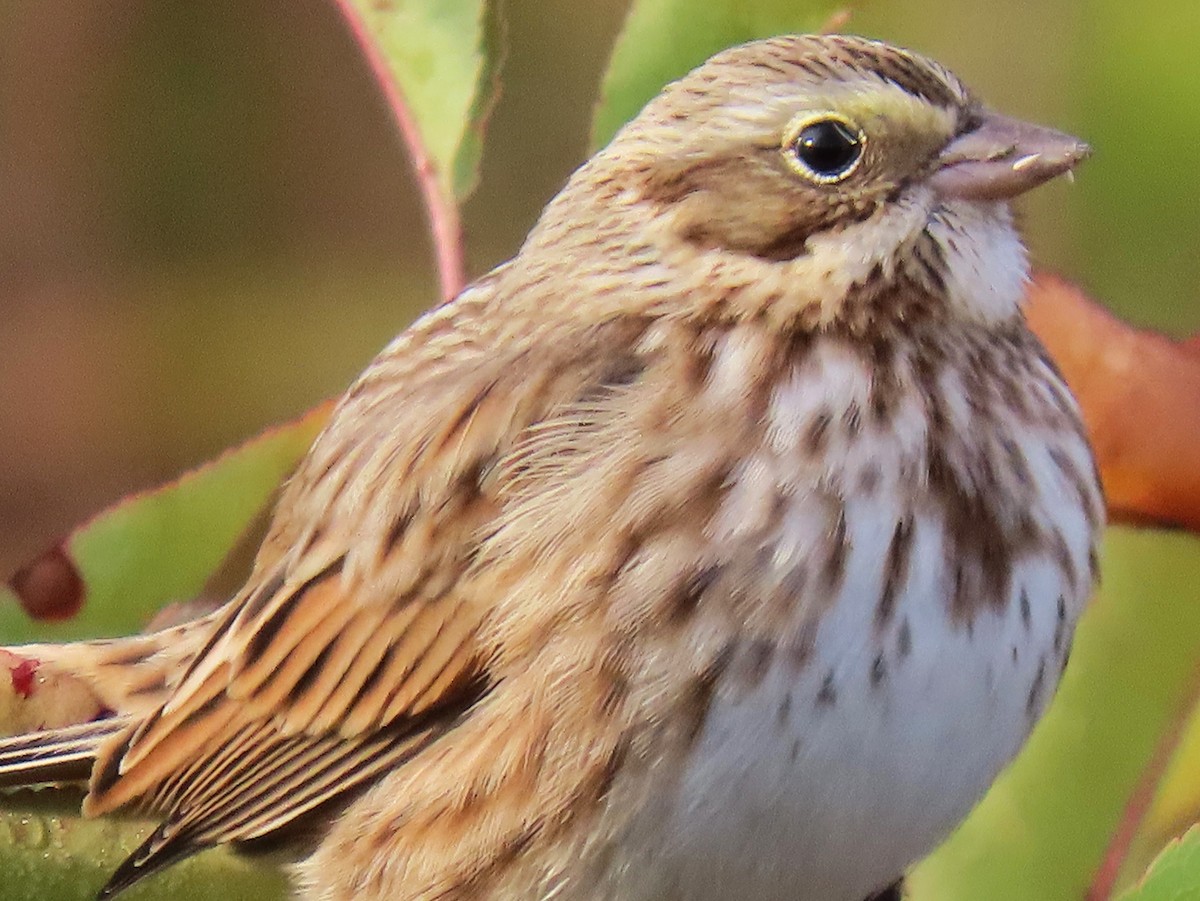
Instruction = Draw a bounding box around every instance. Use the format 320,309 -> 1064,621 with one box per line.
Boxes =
9,544 -> 84,623
1027,273 -> 1200,531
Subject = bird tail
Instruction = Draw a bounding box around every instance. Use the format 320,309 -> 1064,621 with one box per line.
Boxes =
0,718 -> 127,789
0,611 -> 220,793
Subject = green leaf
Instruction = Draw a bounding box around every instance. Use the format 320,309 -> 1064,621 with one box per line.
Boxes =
0,803 -> 286,901
591,0 -> 843,149
335,0 -> 499,202
1120,692 -> 1200,890
0,405 -> 330,644
909,528 -> 1200,900
1074,0 -> 1200,335
1117,826 -> 1200,901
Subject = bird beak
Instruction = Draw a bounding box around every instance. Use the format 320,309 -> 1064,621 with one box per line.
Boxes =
929,111 -> 1091,201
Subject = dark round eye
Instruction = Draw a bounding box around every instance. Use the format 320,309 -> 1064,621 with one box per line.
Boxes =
789,118 -> 864,182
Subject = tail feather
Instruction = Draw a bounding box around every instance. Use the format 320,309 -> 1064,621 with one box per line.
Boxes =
0,614 -> 219,792
98,823 -> 204,900
0,719 -> 127,789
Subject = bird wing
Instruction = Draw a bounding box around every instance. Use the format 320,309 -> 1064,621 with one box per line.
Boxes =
82,286 -> 659,893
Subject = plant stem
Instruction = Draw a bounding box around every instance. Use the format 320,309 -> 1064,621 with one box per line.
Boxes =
331,0 -> 468,302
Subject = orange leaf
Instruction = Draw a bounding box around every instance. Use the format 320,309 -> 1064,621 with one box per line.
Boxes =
1027,273 -> 1200,531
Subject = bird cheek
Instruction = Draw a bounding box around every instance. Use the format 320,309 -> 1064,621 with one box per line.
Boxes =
671,189 -> 820,261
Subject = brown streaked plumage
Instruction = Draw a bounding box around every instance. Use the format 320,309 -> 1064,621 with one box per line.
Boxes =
0,34 -> 1100,901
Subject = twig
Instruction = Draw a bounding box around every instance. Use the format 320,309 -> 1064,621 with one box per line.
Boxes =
331,0 -> 468,302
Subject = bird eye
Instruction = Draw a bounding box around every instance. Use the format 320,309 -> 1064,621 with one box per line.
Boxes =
785,116 -> 864,183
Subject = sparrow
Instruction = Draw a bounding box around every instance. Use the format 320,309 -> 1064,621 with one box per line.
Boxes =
0,33 -> 1102,901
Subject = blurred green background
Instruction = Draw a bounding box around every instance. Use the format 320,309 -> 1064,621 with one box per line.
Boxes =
1,0 -> 1197,577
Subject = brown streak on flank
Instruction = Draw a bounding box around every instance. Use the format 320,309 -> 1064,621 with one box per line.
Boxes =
1048,528 -> 1078,594
589,738 -> 631,808
735,640 -> 774,694
575,354 -> 650,407
677,324 -> 719,390
776,692 -> 792,727
612,469 -> 734,633
777,556 -> 810,612
870,654 -> 887,687
682,645 -> 733,743
785,620 -> 817,671
453,458 -> 491,504
1088,546 -> 1101,587
665,564 -> 721,625
596,643 -> 632,718
859,465 -> 882,495
1027,659 -> 1046,717
877,514 -> 915,627
950,563 -> 969,622
1054,595 -> 1067,653
999,435 -> 1033,489
816,670 -> 837,707
1049,445 -> 1103,530
805,408 -> 834,455
491,736 -> 635,896
442,824 -> 540,900
843,400 -> 864,439
608,530 -> 643,590
821,507 -> 850,596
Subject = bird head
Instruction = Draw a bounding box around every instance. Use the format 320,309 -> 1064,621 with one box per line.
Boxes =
524,35 -> 1090,332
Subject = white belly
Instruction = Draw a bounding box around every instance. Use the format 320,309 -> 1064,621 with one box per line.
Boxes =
603,335 -> 1098,901
613,501 -> 1079,901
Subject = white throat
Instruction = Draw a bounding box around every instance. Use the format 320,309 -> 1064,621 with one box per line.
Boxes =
926,199 -> 1029,324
